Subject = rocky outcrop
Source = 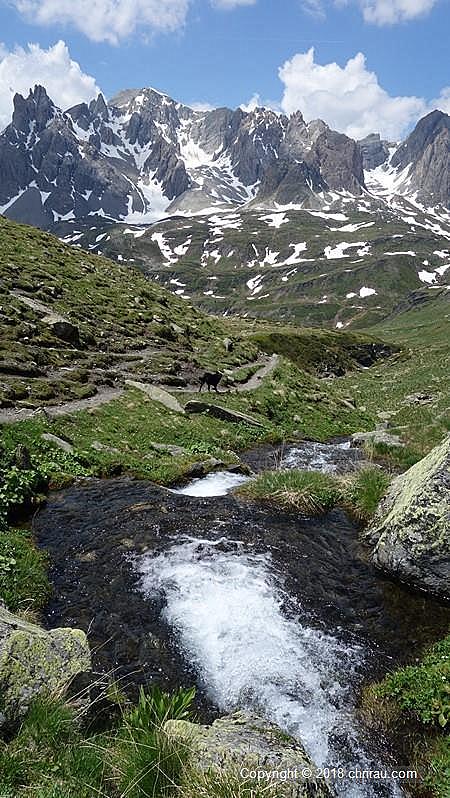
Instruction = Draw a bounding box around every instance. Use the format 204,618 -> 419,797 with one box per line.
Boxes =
390,110 -> 449,207
351,430 -> 403,448
0,604 -> 91,725
0,84 -> 370,228
184,400 -> 264,427
125,380 -> 185,414
364,435 -> 450,597
165,711 -> 332,797
358,133 -> 391,170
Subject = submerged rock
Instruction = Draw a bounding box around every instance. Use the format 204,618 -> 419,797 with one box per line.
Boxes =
165,711 -> 332,797
0,604 -> 91,724
364,435 -> 450,597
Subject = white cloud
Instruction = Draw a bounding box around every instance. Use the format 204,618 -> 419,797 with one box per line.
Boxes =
302,0 -> 439,24
0,40 -> 100,130
279,48 -> 427,139
301,0 -> 326,18
13,0 -> 190,44
359,0 -> 438,25
12,0 -> 256,43
240,94 -> 262,112
432,86 -> 450,115
212,0 -> 257,7
190,101 -> 216,111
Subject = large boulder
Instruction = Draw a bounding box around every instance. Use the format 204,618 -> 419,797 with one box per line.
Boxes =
0,604 -> 91,725
364,435 -> 450,597
165,711 -> 331,797
125,380 -> 185,414
185,400 -> 264,427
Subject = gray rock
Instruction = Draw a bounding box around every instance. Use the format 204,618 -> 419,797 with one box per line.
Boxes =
91,440 -> 119,453
351,430 -> 403,447
390,110 -> 449,207
44,317 -> 80,345
41,433 -> 74,453
358,133 -> 391,170
364,435 -> 450,597
165,711 -> 332,797
149,441 -> 187,456
0,604 -> 91,724
125,380 -> 185,414
185,400 -> 264,427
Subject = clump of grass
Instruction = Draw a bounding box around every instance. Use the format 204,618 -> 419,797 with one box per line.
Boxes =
363,441 -> 421,471
0,685 -> 196,798
238,469 -> 340,515
341,467 -> 391,523
0,528 -> 51,612
180,768 -> 281,798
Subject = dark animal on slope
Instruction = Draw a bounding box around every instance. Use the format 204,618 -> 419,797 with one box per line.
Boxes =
199,371 -> 223,392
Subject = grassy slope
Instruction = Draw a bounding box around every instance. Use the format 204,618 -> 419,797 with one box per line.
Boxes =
340,290 -> 450,455
63,207 -> 450,329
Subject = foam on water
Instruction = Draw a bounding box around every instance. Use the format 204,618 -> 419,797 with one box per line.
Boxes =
138,538 -> 401,796
282,440 -> 358,474
172,470 -> 250,496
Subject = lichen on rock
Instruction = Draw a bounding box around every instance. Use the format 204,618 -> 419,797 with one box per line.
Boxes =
165,710 -> 332,797
364,434 -> 450,597
0,604 -> 91,724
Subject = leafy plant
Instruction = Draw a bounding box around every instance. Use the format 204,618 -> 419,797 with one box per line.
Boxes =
0,529 -> 50,611
378,635 -> 450,728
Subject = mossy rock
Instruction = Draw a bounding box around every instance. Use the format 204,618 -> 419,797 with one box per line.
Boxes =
165,711 -> 332,797
0,604 -> 91,725
364,434 -> 450,597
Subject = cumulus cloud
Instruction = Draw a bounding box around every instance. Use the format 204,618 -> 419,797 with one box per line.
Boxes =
0,40 -> 100,130
279,48 -> 427,139
432,86 -> 450,115
12,0 -> 257,43
13,0 -> 190,44
359,0 -> 438,25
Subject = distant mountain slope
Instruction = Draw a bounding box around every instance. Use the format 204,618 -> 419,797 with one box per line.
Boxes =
2,84 -> 447,233
56,198 -> 449,329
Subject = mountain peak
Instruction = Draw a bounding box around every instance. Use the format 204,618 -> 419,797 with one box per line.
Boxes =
12,84 -> 56,134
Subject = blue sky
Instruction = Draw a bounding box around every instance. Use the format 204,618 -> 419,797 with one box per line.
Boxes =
0,0 -> 449,139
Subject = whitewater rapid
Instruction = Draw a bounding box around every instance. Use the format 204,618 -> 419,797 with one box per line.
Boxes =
137,535 -> 401,797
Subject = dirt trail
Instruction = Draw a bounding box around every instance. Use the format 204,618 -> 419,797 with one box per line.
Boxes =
236,354 -> 280,391
0,387 -> 124,425
0,355 -> 281,425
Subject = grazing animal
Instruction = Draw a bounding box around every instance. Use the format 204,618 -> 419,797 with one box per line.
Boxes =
199,371 -> 223,393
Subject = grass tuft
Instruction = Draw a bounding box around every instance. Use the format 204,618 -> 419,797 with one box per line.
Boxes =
340,467 -> 391,523
238,469 -> 340,515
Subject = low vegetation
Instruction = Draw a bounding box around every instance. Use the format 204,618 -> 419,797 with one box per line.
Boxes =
238,465 -> 390,522
0,685 -> 276,798
363,635 -> 450,798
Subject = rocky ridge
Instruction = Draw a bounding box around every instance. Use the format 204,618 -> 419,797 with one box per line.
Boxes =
1,85 -> 448,233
